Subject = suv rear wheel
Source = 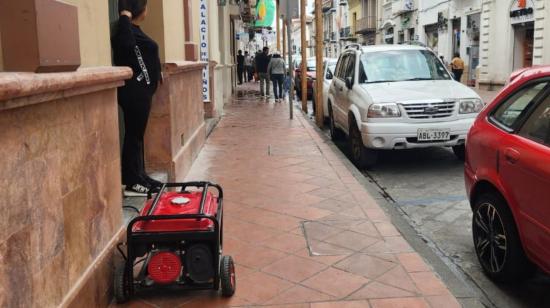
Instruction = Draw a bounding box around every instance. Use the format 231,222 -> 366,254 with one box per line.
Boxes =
349,120 -> 378,169
452,145 -> 465,161
472,193 -> 535,282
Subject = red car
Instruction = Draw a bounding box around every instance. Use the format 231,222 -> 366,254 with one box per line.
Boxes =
295,58 -> 317,98
465,66 -> 550,282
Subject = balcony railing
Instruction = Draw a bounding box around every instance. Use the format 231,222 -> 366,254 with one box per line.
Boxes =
322,0 -> 334,11
356,16 -> 377,34
340,26 -> 351,38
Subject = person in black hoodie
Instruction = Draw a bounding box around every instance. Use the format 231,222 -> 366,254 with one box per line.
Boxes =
112,0 -> 162,196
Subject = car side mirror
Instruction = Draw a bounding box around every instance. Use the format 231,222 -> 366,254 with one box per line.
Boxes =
326,71 -> 333,80
345,76 -> 353,89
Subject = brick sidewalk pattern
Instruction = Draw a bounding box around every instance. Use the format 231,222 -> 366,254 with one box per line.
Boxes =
114,84 -> 462,308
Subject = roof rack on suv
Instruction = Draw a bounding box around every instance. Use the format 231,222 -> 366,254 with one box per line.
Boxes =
398,41 -> 428,48
344,43 -> 361,50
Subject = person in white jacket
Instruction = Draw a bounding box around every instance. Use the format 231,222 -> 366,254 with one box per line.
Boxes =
267,51 -> 286,102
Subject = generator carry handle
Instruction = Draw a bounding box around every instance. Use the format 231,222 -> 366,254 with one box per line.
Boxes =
145,181 -> 223,217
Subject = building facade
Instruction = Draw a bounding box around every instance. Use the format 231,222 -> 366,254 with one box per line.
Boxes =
0,1 -> 244,306
371,0 -> 549,87
322,0 -> 350,58
478,0 -> 550,88
375,0 -> 481,85
355,0 -> 378,45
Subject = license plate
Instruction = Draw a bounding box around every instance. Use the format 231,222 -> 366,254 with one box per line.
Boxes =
417,128 -> 451,141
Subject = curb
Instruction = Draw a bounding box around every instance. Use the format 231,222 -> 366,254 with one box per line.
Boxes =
293,106 -> 489,308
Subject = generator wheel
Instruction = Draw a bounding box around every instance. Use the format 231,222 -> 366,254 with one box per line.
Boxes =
114,264 -> 130,303
220,256 -> 236,297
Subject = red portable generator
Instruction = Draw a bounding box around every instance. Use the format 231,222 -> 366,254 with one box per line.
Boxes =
114,182 -> 235,303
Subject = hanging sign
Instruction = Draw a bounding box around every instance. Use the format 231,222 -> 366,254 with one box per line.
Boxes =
510,0 -> 535,25
199,0 -> 210,102
255,0 -> 276,27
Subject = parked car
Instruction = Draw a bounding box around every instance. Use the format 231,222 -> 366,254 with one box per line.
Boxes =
328,44 -> 483,168
465,66 -> 550,282
312,58 -> 338,118
295,58 -> 317,99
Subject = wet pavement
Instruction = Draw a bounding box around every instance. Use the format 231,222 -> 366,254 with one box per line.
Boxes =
112,82 -> 465,307
302,85 -> 550,308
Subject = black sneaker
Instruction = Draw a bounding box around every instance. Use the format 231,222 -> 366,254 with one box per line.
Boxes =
144,175 -> 163,188
124,183 -> 150,197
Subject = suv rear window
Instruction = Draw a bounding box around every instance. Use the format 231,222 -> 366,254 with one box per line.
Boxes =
336,54 -> 350,79
491,82 -> 548,130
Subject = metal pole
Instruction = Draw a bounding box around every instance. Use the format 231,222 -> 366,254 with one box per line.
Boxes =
336,1 -> 341,56
286,0 -> 293,120
315,0 -> 324,127
300,0 -> 307,113
282,19 -> 286,59
276,0 -> 281,51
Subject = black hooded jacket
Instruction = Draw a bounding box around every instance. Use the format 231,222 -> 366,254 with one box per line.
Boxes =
112,15 -> 161,99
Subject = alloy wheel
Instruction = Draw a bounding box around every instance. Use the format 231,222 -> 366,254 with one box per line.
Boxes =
473,202 -> 508,274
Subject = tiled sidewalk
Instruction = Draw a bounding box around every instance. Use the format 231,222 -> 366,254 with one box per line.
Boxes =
116,83 -> 461,308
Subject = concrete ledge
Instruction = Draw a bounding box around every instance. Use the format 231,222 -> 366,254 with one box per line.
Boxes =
0,67 -> 132,109
164,61 -> 207,75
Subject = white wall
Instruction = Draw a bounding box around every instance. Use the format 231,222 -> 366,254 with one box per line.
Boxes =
163,0 -> 185,62
479,0 -> 518,85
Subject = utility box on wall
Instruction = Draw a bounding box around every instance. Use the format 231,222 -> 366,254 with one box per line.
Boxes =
0,0 -> 80,72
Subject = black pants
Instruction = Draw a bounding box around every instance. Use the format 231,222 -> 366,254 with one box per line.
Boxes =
119,92 -> 152,186
245,66 -> 253,81
237,65 -> 244,84
453,69 -> 463,82
271,74 -> 284,99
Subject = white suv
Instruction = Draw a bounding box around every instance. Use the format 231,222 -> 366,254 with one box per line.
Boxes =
328,44 -> 483,168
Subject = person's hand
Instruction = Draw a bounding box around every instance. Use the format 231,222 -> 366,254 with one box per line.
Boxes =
120,10 -> 132,18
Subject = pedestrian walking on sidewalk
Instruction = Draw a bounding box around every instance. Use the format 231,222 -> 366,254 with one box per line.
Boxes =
255,47 -> 271,97
451,52 -> 465,83
244,51 -> 253,82
236,50 -> 245,85
112,0 -> 163,196
283,71 -> 291,100
267,51 -> 286,102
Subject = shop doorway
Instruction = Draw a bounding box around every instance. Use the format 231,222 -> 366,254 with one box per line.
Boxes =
408,28 -> 415,41
466,13 -> 480,86
384,27 -> 394,44
107,0 -> 125,153
513,22 -> 534,70
452,18 -> 461,56
425,24 -> 438,52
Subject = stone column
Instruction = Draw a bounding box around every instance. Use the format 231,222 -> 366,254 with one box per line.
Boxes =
144,61 -> 208,181
184,0 -> 199,61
